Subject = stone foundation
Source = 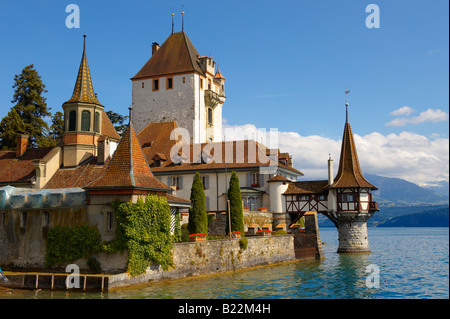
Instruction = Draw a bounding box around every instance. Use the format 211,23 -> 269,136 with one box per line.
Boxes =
337,212 -> 372,254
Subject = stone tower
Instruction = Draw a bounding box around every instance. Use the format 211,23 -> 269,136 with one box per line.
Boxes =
327,101 -> 379,253
131,28 -> 226,143
62,35 -> 120,167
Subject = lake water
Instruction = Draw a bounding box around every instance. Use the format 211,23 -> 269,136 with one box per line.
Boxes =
2,227 -> 448,299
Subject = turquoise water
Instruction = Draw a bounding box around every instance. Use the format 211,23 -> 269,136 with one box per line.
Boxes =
2,227 -> 448,299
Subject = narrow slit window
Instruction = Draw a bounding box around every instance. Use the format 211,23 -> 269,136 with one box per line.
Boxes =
153,79 -> 159,91
167,78 -> 173,89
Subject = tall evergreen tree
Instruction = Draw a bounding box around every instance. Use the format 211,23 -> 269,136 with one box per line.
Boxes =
11,64 -> 51,147
49,111 -> 64,144
187,172 -> 208,235
0,108 -> 26,150
226,171 -> 245,235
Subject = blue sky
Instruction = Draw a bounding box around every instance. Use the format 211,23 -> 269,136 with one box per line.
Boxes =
0,0 -> 448,184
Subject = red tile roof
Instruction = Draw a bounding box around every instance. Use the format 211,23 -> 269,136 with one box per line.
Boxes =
44,157 -> 110,189
0,147 -> 54,185
87,124 -> 170,190
131,32 -> 204,79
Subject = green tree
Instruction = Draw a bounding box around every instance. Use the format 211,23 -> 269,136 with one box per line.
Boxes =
187,172 -> 208,235
11,64 -> 51,147
0,108 -> 26,150
49,111 -> 64,144
106,110 -> 129,137
226,171 -> 245,235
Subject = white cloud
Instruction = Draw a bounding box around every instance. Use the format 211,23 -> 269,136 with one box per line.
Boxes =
223,124 -> 449,186
390,106 -> 415,116
385,108 -> 449,127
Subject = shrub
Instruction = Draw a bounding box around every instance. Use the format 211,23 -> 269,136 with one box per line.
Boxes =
273,229 -> 288,235
239,238 -> 248,251
188,172 -> 208,235
226,171 -> 245,235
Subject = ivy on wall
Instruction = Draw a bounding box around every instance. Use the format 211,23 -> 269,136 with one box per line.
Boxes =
45,225 -> 101,267
104,194 -> 174,277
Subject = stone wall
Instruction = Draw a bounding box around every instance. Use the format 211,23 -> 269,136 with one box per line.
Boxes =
108,235 -> 298,289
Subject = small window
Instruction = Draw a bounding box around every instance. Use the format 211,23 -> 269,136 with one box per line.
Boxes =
208,79 -> 211,90
167,78 -> 173,89
94,112 -> 100,133
342,193 -> 354,202
20,212 -> 28,228
68,110 -> 77,131
81,110 -> 90,131
299,195 -> 309,201
201,175 -> 208,190
107,212 -> 114,231
183,77 -> 186,83
172,177 -> 181,190
153,79 -> 159,91
207,108 -> 213,125
318,195 -> 327,201
251,173 -> 260,187
200,79 -> 203,89
141,82 -> 145,88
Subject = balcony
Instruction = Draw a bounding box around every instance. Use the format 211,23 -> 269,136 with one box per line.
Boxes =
369,201 -> 379,211
204,89 -> 221,108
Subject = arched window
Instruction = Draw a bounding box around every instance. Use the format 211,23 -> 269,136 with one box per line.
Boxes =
81,110 -> 90,131
94,112 -> 100,133
68,110 -> 76,131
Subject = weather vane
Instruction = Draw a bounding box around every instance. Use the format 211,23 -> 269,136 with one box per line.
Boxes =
345,89 -> 350,123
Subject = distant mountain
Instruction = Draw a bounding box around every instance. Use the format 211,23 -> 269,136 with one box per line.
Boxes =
316,174 -> 449,228
422,180 -> 449,199
366,174 -> 448,207
378,206 -> 449,227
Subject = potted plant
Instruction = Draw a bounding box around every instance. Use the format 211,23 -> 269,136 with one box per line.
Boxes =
230,231 -> 241,239
189,233 -> 207,242
256,229 -> 272,237
258,207 -> 267,212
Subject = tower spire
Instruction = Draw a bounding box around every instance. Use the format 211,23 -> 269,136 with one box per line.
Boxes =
65,34 -> 101,105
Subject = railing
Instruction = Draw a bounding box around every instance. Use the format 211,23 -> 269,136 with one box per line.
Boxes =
369,201 -> 379,211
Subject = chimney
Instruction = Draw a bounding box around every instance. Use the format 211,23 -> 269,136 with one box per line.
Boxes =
328,154 -> 334,185
16,134 -> 29,158
97,137 -> 110,165
152,42 -> 160,55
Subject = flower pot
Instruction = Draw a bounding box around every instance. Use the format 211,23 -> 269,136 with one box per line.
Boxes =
189,234 -> 207,242
230,232 -> 241,239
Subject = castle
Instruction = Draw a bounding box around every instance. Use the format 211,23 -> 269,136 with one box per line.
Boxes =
0,20 -> 379,273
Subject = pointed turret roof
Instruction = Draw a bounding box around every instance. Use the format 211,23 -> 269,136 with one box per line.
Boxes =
65,35 -> 101,105
215,67 -> 225,80
329,103 -> 376,189
131,32 -> 204,79
87,109 -> 170,191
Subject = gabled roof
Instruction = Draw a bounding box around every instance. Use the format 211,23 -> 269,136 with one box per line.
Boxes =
131,32 -> 204,79
64,35 -> 101,105
45,157 -> 110,189
283,180 -> 329,195
329,122 -> 376,189
87,122 -> 170,191
0,147 -> 54,186
100,109 -> 121,141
